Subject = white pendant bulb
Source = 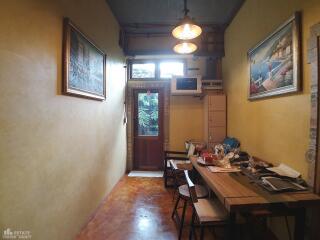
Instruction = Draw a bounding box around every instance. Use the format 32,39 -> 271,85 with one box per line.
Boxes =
172,16 -> 202,40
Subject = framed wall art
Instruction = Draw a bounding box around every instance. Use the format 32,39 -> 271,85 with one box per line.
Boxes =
248,12 -> 301,100
63,18 -> 106,100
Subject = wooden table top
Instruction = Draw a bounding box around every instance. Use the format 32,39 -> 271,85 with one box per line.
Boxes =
191,157 -> 320,212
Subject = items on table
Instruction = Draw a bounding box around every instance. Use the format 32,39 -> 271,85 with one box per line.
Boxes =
185,139 -> 207,155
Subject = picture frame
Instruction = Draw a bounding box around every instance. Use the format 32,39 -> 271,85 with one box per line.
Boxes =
248,12 -> 301,100
62,18 -> 106,100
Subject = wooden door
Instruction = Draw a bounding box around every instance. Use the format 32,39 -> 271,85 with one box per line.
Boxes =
133,89 -> 164,170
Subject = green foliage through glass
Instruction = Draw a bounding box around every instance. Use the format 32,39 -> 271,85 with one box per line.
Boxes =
138,93 -> 159,136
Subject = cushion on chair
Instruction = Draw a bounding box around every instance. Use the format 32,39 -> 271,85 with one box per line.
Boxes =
194,198 -> 228,223
178,184 -> 208,198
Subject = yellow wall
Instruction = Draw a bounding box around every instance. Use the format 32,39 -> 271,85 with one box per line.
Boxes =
0,0 -> 126,239
223,1 -> 320,239
169,96 -> 204,150
223,0 -> 320,179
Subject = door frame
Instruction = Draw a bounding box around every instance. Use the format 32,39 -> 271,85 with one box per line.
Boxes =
133,88 -> 164,170
126,81 -> 170,172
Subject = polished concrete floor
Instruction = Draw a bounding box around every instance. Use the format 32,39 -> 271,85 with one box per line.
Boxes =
76,176 -> 277,240
75,176 -> 212,240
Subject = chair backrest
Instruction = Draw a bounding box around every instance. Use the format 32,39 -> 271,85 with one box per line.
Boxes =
183,170 -> 198,203
169,160 -> 184,189
169,159 -> 179,170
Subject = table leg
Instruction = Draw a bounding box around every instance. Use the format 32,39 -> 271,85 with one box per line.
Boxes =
294,207 -> 305,240
228,212 -> 236,240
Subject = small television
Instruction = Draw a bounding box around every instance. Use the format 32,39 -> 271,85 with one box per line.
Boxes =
171,75 -> 202,95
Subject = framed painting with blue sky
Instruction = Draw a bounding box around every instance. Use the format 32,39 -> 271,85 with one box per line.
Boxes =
248,12 -> 301,100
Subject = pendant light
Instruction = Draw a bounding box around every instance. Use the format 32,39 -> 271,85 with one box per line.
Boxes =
173,42 -> 197,54
172,0 -> 202,40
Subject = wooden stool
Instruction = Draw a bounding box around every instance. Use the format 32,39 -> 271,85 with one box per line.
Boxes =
172,184 -> 208,240
170,160 -> 208,240
183,170 -> 229,240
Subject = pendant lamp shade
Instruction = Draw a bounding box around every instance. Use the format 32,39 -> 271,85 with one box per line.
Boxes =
173,42 -> 197,54
172,16 -> 202,40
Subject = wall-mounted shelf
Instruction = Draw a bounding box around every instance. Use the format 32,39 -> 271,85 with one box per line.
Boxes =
203,94 -> 226,148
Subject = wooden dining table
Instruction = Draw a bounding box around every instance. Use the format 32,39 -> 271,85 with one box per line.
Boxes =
190,157 -> 320,240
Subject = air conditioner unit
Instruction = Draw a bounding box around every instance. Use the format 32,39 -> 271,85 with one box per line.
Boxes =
171,75 -> 202,95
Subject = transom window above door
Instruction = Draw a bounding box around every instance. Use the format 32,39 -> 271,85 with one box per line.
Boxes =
131,63 -> 156,79
129,60 -> 185,80
159,61 -> 184,79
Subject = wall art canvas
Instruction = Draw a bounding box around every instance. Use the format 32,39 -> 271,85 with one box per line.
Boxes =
248,13 -> 301,100
63,18 -> 106,100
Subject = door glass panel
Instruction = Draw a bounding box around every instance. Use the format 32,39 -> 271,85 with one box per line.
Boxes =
138,92 -> 159,136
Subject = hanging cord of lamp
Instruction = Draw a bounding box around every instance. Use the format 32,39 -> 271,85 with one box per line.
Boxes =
183,0 -> 190,16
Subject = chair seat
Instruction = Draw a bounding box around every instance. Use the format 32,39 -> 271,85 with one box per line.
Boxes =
194,198 -> 228,223
178,184 -> 208,199
167,159 -> 191,168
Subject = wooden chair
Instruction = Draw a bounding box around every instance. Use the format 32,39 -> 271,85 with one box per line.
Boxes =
171,161 -> 208,240
184,170 -> 229,240
169,159 -> 193,197
163,150 -> 189,188
164,142 -> 198,188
